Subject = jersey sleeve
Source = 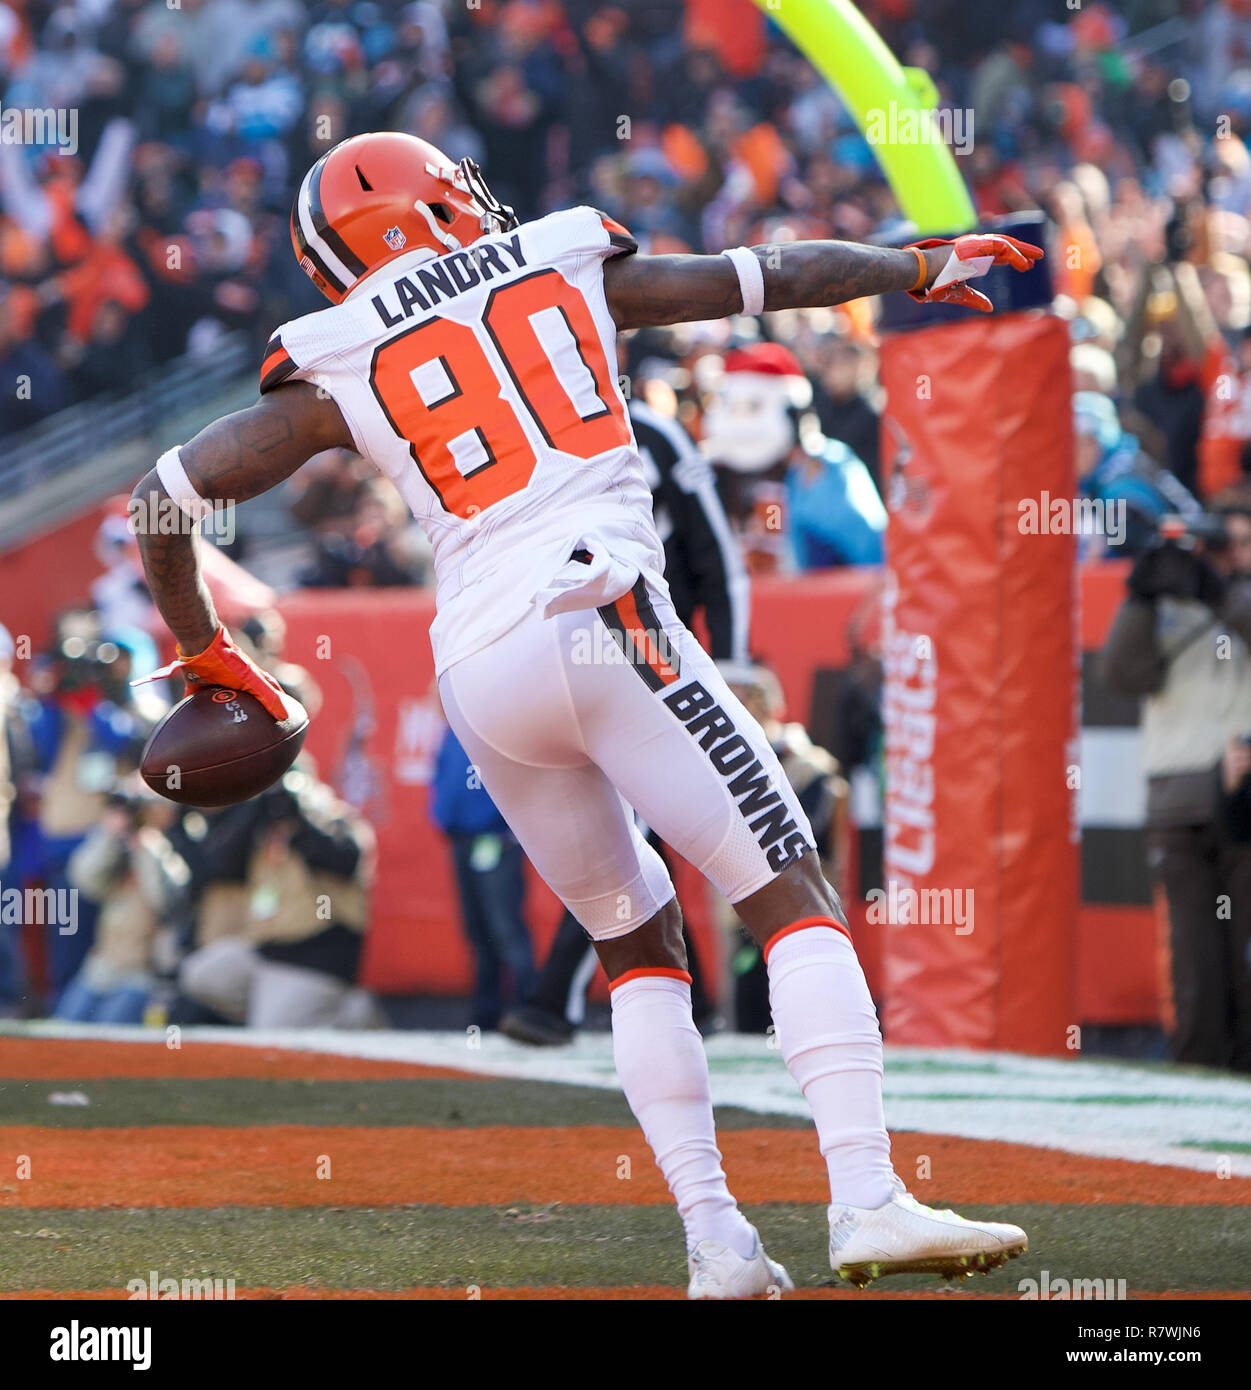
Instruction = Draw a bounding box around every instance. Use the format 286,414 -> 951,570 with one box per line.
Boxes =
255,306 -> 370,456
257,306 -> 345,395
259,329 -> 300,394
596,211 -> 638,257
516,206 -> 638,270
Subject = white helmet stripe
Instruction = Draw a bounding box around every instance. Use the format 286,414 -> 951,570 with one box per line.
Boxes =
296,163 -> 355,290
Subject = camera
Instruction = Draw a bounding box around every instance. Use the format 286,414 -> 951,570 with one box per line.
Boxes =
1156,513 -> 1229,553
46,611 -> 128,703
1128,514 -> 1229,606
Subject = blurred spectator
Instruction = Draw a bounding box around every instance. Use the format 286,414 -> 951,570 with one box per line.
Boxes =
288,449 -> 377,536
1096,494 -> 1251,1072
177,768 -> 380,1028
786,429 -> 886,572
429,711 -> 536,1032
0,623 -> 26,1018
701,341 -> 884,573
164,799 -> 269,1024
1124,261 -> 1233,499
25,610 -> 151,1003
1073,389 -> 1200,558
90,501 -> 159,637
811,335 -> 881,490
55,781 -> 189,1023
0,285 -> 66,432
829,584 -> 885,790
298,477 -> 430,587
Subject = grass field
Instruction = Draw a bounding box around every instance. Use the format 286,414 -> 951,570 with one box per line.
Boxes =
0,1030 -> 1248,1300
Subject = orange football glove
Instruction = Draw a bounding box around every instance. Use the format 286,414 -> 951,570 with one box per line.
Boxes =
908,233 -> 1043,313
139,626 -> 292,722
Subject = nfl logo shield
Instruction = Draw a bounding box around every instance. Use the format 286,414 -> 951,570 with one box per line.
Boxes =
383,226 -> 406,251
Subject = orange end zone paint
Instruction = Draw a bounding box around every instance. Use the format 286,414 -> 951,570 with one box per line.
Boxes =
0,1125 -> 1245,1210
0,1039 -> 477,1082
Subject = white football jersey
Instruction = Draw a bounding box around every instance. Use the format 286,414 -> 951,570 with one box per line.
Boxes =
260,206 -> 666,673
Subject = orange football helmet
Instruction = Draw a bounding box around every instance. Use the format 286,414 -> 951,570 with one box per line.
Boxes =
290,131 -> 518,304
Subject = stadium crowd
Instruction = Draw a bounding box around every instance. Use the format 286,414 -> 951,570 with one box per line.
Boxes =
4,0 -> 1251,1063
0,608 -> 381,1026
4,1 -> 1251,540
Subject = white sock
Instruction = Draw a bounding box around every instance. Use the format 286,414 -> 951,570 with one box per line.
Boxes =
610,970 -> 756,1257
765,920 -> 897,1209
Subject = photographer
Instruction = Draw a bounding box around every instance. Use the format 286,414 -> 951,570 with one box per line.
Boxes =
26,612 -> 150,1003
1096,499 -> 1251,1072
54,780 -> 190,1024
177,768 -> 380,1029
0,623 -> 38,1017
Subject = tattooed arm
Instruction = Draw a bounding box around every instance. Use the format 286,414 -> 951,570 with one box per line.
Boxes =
602,242 -> 946,330
131,382 -> 353,654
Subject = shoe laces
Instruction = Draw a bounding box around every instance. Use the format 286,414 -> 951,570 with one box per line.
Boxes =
889,1175 -> 969,1223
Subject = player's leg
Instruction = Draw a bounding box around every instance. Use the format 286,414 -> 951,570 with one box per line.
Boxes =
732,850 -> 895,1211
736,853 -> 1027,1285
570,580 -> 1026,1286
591,895 -> 791,1298
644,830 -> 717,1028
503,843 -> 715,1044
438,619 -> 787,1296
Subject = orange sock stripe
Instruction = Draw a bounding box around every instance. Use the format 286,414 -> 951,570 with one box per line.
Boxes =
762,915 -> 853,964
609,966 -> 693,992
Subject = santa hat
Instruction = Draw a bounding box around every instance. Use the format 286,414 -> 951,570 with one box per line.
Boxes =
718,342 -> 813,409
699,340 -> 814,472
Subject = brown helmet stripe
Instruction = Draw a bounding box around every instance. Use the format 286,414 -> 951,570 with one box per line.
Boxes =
309,153 -> 370,279
291,197 -> 346,295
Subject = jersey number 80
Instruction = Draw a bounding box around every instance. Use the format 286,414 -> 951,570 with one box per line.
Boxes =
369,268 -> 630,518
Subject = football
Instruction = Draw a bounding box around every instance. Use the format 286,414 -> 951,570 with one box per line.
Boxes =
140,686 -> 309,807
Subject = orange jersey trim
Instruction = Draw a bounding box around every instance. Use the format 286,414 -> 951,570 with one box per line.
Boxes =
260,337 -> 297,393
599,213 -> 638,255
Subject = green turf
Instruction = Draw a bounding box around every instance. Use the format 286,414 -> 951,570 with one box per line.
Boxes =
0,1076 -> 812,1130
0,1204 -> 1245,1294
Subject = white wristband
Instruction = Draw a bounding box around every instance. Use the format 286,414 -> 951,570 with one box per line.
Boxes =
154,447 -> 212,524
722,246 -> 765,316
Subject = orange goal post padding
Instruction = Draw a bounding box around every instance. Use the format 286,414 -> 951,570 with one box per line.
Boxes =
878,311 -> 1080,1054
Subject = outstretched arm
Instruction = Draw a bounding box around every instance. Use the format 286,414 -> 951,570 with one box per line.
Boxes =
603,242 -> 943,330
131,381 -> 352,694
603,235 -> 1041,330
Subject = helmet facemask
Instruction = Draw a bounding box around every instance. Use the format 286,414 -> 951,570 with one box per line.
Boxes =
455,158 -> 518,236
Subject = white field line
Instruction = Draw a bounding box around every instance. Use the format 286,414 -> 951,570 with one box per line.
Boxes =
5,1022 -> 1251,1178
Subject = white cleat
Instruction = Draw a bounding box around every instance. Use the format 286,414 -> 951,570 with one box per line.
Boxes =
687,1226 -> 795,1300
829,1178 -> 1028,1288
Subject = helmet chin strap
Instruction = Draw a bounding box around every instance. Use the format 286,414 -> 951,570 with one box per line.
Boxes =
413,199 -> 461,251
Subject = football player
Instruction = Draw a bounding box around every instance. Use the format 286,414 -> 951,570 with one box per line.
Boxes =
132,132 -> 1041,1297
501,394 -> 746,1045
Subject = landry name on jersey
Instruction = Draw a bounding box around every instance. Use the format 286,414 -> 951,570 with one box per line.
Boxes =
259,206 -> 663,673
